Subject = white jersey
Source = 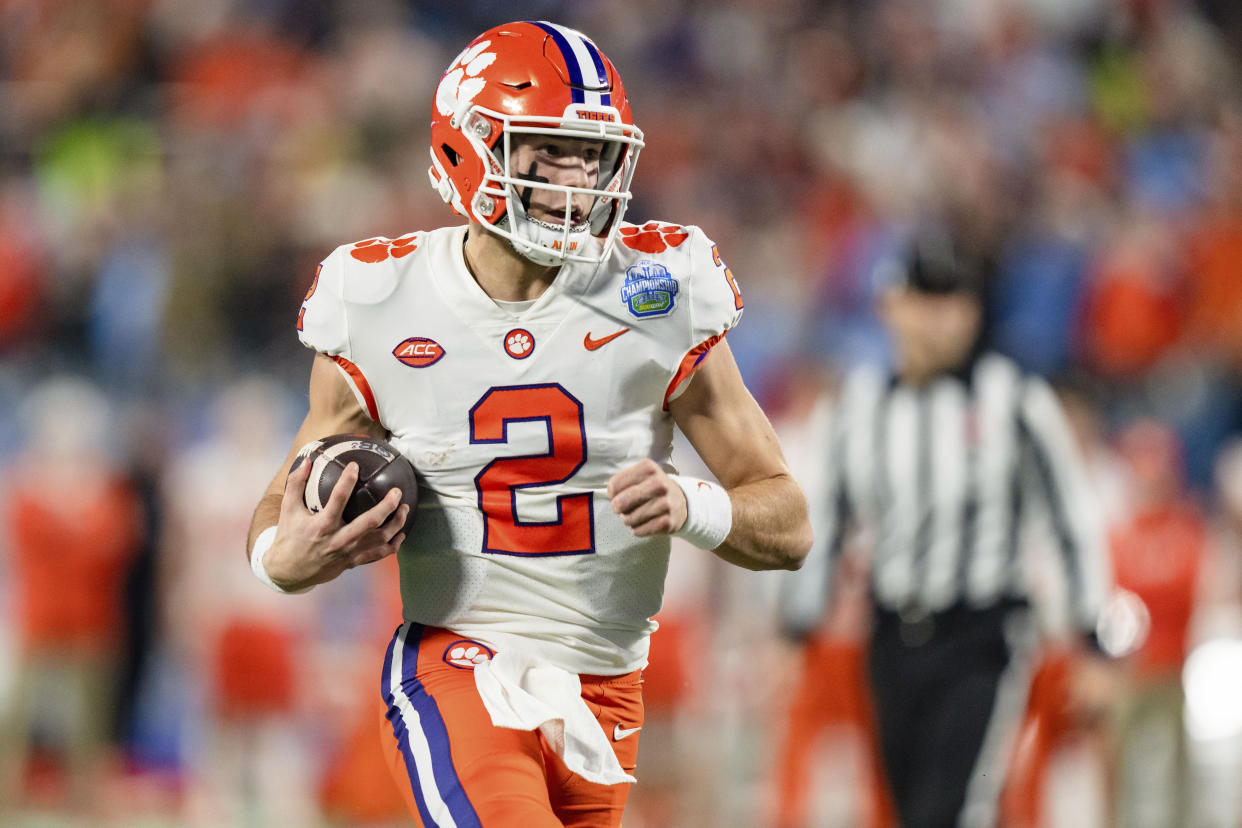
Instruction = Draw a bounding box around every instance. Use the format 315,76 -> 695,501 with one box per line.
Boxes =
297,222 -> 743,674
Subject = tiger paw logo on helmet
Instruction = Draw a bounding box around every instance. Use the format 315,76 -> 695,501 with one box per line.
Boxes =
350,234 -> 419,263
435,41 -> 496,120
619,222 -> 689,254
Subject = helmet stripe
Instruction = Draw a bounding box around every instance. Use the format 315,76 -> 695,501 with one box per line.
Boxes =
578,39 -> 612,108
530,21 -> 611,108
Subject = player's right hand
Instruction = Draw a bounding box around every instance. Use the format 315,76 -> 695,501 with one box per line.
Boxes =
263,457 -> 408,590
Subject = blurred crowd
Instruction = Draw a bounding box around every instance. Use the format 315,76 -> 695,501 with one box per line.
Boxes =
5,0 -> 1242,825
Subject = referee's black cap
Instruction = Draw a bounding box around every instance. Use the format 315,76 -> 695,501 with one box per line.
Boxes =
884,227 -> 983,296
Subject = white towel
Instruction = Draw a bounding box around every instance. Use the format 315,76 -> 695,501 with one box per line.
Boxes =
473,648 -> 636,786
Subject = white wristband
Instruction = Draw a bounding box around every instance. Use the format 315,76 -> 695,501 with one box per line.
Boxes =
668,474 -> 732,550
250,526 -> 312,594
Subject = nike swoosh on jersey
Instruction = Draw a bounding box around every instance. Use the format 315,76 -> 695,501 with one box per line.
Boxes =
613,723 -> 642,741
584,328 -> 630,351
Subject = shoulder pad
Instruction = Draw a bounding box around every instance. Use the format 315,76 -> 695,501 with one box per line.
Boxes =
297,232 -> 427,357
336,232 -> 426,305
615,221 -> 693,257
682,225 -> 744,340
610,221 -> 743,339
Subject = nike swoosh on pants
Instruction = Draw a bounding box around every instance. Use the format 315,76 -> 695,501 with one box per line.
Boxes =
613,724 -> 641,741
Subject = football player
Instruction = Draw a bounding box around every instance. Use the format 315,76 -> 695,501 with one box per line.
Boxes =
246,20 -> 811,828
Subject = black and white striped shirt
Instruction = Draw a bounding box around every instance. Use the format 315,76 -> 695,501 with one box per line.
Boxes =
784,352 -> 1111,636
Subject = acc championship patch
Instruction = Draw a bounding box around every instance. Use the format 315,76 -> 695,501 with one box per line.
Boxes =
621,260 -> 679,318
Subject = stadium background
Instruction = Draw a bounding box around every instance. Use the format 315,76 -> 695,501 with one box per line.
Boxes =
4,0 -> 1242,825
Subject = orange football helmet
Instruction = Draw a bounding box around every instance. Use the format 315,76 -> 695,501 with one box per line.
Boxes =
428,21 -> 644,266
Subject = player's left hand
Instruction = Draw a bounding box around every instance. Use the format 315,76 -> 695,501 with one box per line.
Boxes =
607,459 -> 688,537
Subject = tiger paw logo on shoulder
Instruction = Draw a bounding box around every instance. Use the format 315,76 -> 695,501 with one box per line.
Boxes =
621,260 -> 679,318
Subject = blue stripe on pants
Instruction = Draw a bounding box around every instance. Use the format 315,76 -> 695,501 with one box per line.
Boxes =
381,623 -> 483,828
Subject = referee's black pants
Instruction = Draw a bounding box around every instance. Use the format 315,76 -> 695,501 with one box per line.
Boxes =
867,601 -> 1035,828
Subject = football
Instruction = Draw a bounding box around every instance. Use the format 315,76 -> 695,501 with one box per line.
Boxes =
291,433 -> 418,533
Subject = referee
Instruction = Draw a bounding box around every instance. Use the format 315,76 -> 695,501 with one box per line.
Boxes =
783,228 -> 1113,828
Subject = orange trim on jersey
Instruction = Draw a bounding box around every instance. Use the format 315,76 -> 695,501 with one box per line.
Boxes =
333,355 -> 380,423
662,332 -> 725,410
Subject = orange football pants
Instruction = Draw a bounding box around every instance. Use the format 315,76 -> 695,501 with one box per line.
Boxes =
380,623 -> 643,828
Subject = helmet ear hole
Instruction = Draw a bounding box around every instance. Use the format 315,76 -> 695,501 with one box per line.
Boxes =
599,142 -> 624,183
441,144 -> 462,167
